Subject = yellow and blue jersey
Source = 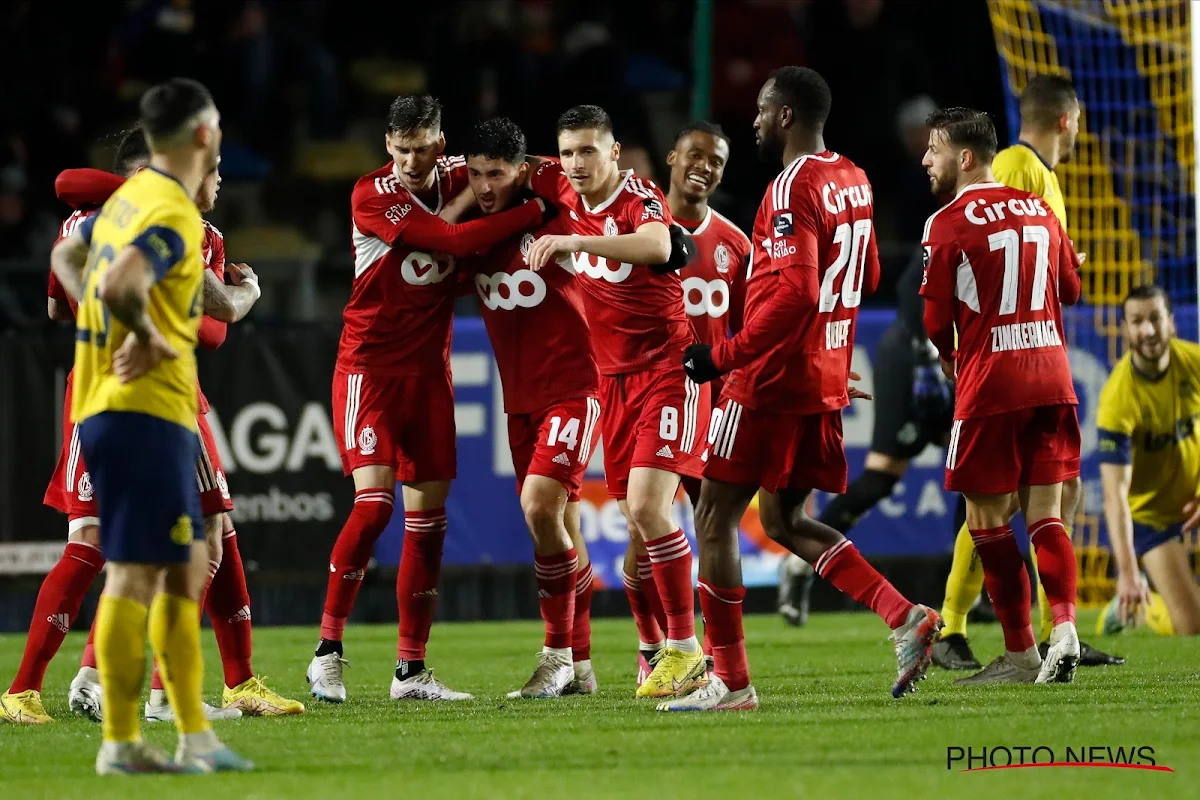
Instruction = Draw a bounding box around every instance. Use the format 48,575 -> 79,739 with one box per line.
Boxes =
1096,338 -> 1200,530
72,167 -> 205,432
992,142 -> 1068,231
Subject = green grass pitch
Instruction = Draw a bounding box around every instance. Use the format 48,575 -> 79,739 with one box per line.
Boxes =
1,610 -> 1196,799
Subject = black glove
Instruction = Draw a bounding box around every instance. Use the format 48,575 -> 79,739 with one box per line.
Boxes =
651,223 -> 698,274
683,343 -> 722,384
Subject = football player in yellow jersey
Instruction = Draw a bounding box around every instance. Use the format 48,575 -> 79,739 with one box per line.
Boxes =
1097,286 -> 1200,636
49,78 -> 251,776
932,76 -> 1124,671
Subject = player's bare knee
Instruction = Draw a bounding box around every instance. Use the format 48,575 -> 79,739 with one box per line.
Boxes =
522,499 -> 562,543
863,451 -> 909,479
403,480 -> 451,511
204,515 -> 224,566
693,500 -> 736,552
104,563 -> 159,606
67,523 -> 102,549
627,495 -> 672,540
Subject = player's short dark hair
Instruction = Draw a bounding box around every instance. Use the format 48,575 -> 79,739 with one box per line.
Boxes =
556,105 -> 613,137
464,118 -> 527,164
766,66 -> 832,129
112,126 -> 150,175
1123,284 -> 1172,312
926,107 -> 998,164
387,94 -> 442,136
1019,75 -> 1079,131
138,78 -> 214,144
673,120 -> 729,147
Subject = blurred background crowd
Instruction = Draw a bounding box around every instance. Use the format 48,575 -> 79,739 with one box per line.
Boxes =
0,0 -> 1005,327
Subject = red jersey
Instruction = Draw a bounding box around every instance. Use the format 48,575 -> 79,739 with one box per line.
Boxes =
48,210 -> 96,319
677,207 -> 751,347
530,161 -> 689,375
920,182 -> 1080,419
341,157 -> 546,376
460,217 -> 599,414
712,152 -> 880,414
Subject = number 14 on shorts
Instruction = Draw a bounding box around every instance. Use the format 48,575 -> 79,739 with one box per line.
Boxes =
547,416 -> 580,450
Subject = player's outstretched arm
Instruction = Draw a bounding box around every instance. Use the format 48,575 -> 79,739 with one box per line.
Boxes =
202,264 -> 260,324
440,187 -> 478,224
1100,460 -> 1151,625
710,267 -> 816,373
381,197 -> 546,258
527,222 -> 671,271
49,230 -> 89,302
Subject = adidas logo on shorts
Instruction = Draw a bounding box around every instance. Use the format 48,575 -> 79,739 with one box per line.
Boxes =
552,452 -> 572,466
656,445 -> 674,459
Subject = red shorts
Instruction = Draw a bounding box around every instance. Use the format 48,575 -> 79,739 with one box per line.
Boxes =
945,404 -> 1081,494
45,371 -> 233,523
509,397 -> 601,502
599,369 -> 710,499
332,367 -> 456,482
195,412 -> 234,517
703,395 -> 848,494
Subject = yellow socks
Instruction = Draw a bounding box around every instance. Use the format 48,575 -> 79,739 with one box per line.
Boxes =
148,593 -> 210,735
940,524 -> 987,638
95,594 -> 149,744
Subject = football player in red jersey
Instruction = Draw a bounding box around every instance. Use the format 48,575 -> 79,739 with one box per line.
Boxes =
1,129 -> 303,726
524,105 -> 711,699
453,118 -> 601,698
612,120 -> 747,684
671,67 -> 943,710
920,107 -> 1082,685
310,95 -> 552,704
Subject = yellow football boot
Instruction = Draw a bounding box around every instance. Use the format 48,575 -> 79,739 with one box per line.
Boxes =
634,646 -> 706,699
0,690 -> 53,724
223,676 -> 306,716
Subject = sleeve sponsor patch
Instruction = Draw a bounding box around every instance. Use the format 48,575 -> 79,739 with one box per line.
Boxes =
772,211 -> 793,238
641,198 -> 664,221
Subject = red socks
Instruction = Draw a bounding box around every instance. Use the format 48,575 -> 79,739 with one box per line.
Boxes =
971,525 -> 1036,652
396,508 -> 447,661
815,539 -> 913,629
320,488 -> 395,641
698,579 -> 749,691
206,526 -> 254,688
81,621 -> 97,670
9,541 -> 104,694
534,548 -> 578,650
1029,518 -> 1077,626
623,567 -> 664,646
645,530 -> 696,642
573,562 -> 594,661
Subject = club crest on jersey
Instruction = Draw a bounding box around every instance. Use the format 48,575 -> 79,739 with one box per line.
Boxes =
604,216 -> 619,236
772,212 -> 793,238
519,232 -> 536,261
77,472 -> 94,502
714,243 -> 731,274
216,470 -> 230,501
358,426 -> 378,455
